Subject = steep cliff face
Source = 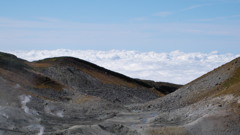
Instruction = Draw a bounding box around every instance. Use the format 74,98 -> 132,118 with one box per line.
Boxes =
0,51 -> 239,135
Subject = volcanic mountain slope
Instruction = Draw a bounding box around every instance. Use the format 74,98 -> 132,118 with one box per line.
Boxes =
0,51 -> 240,135
31,56 -> 181,104
0,52 -> 180,105
126,56 -> 240,135
0,52 -> 180,134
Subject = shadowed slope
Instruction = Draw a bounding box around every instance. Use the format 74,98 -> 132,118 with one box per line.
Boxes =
0,52 -> 67,102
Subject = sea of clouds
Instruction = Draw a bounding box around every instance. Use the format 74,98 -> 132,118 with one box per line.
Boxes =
9,49 -> 240,84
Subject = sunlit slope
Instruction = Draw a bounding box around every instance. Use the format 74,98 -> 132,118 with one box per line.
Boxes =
130,57 -> 240,135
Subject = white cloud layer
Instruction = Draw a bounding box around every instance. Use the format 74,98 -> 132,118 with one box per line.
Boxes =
8,49 -> 240,84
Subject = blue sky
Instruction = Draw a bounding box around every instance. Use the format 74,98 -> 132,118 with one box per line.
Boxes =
0,0 -> 240,53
